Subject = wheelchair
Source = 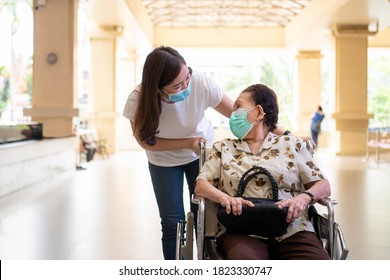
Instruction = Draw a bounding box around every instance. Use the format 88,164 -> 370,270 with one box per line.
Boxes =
176,140 -> 349,260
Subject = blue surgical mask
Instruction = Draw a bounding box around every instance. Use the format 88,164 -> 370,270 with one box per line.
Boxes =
229,107 -> 257,139
165,82 -> 191,103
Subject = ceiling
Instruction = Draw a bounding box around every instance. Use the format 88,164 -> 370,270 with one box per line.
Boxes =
90,0 -> 390,49
141,0 -> 312,28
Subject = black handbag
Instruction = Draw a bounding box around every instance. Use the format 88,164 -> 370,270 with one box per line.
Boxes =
217,166 -> 289,237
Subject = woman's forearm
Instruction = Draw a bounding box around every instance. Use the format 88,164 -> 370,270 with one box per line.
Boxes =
137,137 -> 192,151
130,120 -> 203,152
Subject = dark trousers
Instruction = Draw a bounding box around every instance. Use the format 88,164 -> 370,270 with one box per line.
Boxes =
86,147 -> 96,162
219,231 -> 330,260
311,129 -> 319,145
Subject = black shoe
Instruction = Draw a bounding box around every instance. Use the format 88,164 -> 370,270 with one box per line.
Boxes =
76,165 -> 87,170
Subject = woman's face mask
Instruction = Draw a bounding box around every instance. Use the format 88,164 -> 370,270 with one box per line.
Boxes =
161,79 -> 192,103
229,106 -> 257,139
166,81 -> 191,102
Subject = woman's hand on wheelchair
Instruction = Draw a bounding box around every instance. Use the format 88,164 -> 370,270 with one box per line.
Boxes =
220,196 -> 254,216
191,137 -> 206,155
300,136 -> 316,150
277,195 -> 310,223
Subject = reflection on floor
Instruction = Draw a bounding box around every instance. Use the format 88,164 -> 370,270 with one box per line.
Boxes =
0,149 -> 389,260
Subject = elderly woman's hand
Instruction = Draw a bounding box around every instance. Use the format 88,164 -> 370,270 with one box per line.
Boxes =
276,194 -> 312,223
219,195 -> 254,216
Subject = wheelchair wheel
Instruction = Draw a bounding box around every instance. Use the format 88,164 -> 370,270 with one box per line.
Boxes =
175,212 -> 194,260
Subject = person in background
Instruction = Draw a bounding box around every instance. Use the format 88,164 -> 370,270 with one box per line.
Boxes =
80,133 -> 97,162
310,106 -> 325,146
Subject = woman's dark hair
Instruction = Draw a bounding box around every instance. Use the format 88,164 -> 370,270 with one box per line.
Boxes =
134,46 -> 187,145
243,84 -> 279,132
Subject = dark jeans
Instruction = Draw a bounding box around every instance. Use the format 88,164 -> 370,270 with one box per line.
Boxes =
219,231 -> 330,260
148,159 -> 199,260
311,129 -> 319,145
86,146 -> 96,162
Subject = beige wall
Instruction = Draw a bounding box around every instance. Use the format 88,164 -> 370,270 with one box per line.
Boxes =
25,0 -> 79,137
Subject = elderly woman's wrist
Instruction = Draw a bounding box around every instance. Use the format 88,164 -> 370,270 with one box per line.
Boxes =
302,191 -> 315,205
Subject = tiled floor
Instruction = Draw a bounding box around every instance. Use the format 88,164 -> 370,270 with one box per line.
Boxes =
0,149 -> 389,260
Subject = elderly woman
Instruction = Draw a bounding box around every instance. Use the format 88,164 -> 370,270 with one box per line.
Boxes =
195,84 -> 331,260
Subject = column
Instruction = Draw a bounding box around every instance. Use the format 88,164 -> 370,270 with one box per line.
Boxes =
116,48 -> 141,150
295,51 -> 323,136
89,25 -> 122,154
24,0 -> 79,137
331,25 -> 374,155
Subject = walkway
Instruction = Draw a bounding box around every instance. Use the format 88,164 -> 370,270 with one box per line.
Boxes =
0,149 -> 389,259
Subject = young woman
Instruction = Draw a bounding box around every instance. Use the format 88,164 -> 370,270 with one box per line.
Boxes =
122,46 -> 233,259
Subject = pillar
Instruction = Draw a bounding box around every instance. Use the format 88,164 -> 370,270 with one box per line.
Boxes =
116,48 -> 141,150
331,25 -> 374,155
295,51 -> 323,136
89,26 -> 122,154
24,0 -> 79,137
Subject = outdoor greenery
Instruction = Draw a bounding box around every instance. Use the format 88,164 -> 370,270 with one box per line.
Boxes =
207,49 -> 390,131
194,50 -> 295,129
0,0 -> 33,117
368,49 -> 390,128
257,57 -> 294,129
0,66 -> 10,109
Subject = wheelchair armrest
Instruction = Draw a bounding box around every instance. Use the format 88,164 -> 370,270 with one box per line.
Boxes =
334,223 -> 349,260
315,197 -> 346,259
318,197 -> 338,207
191,194 -> 204,205
192,195 -> 227,260
317,197 -> 336,224
192,195 -> 206,260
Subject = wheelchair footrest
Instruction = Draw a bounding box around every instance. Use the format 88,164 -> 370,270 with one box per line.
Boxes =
204,238 -> 225,260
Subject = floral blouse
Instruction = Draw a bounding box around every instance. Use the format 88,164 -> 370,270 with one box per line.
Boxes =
196,132 -> 327,241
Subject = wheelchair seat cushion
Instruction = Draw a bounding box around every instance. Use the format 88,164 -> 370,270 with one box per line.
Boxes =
217,197 -> 289,237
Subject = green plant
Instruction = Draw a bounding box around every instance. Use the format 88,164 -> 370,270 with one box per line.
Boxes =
368,49 -> 390,127
0,66 -> 10,110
